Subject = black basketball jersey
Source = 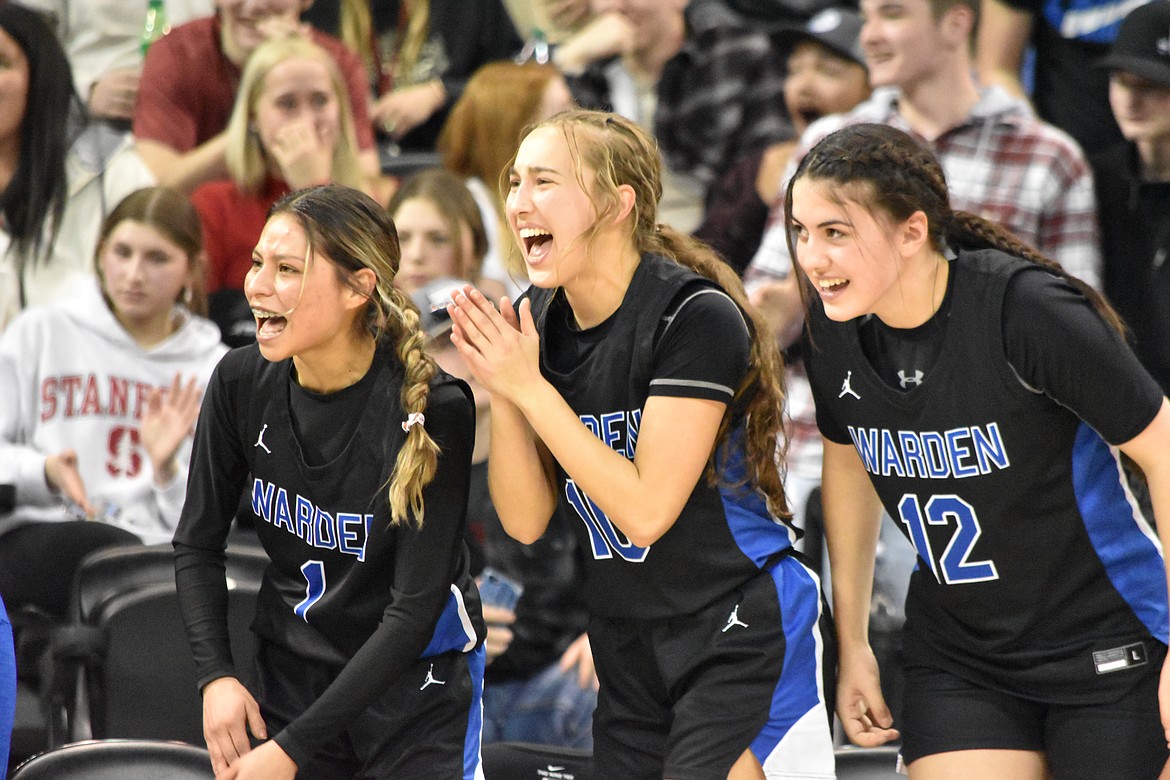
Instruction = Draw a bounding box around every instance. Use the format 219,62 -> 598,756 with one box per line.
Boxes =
176,343 -> 483,746
525,254 -> 798,620
805,249 -> 1167,703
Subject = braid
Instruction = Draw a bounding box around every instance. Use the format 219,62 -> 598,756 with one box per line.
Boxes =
654,226 -> 792,523
786,123 -> 1125,335
947,211 -> 1125,334
381,286 -> 440,527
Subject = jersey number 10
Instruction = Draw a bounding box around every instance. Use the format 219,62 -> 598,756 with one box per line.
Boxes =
565,479 -> 649,563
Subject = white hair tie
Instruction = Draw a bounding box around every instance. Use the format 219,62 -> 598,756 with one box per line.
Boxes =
401,412 -> 426,432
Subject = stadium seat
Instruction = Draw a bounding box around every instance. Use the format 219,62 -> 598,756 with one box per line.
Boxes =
41,544 -> 267,748
10,738 -> 212,779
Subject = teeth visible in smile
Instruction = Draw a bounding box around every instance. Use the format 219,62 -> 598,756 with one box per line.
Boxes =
519,228 -> 551,239
819,278 -> 847,290
252,308 -> 280,319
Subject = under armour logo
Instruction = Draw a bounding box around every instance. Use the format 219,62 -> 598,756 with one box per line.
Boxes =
898,369 -> 924,388
722,604 -> 749,632
254,424 -> 272,454
420,663 -> 445,690
839,371 -> 861,400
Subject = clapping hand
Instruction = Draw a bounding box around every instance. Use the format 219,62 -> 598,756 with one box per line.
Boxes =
141,373 -> 202,486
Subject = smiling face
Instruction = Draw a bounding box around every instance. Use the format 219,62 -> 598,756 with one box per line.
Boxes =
245,213 -> 365,364
506,125 -> 601,289
99,220 -> 194,333
784,41 -> 870,136
253,55 -> 341,155
0,27 -> 29,147
789,177 -> 906,323
860,0 -> 954,90
393,197 -> 471,295
218,0 -> 305,61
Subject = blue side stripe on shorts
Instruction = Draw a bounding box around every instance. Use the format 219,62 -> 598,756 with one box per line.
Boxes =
464,644 -> 486,780
1072,422 -> 1168,643
422,586 -> 480,657
718,427 -> 797,567
751,559 -> 827,760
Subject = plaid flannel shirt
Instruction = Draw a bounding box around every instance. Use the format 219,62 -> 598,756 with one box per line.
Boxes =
567,2 -> 792,192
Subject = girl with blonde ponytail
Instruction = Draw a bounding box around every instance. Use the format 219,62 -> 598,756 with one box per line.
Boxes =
787,123 -> 1170,778
174,184 -> 485,779
449,109 -> 835,779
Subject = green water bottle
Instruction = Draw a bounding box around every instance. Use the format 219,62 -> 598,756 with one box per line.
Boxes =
140,0 -> 169,57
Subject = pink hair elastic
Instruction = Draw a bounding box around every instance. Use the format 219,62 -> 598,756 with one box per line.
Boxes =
401,412 -> 426,432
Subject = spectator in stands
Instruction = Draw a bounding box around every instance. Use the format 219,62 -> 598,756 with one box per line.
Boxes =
565,0 -> 792,232
389,169 -> 505,302
132,0 -> 379,194
300,0 -> 523,153
22,0 -> 215,126
1089,0 -> 1170,396
0,187 -> 227,622
0,3 -> 155,333
413,279 -> 596,750
695,7 -> 870,274
438,60 -> 574,297
975,0 -> 1137,155
192,35 -> 367,298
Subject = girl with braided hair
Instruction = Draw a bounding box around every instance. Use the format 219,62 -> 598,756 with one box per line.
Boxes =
787,123 -> 1170,778
448,109 -> 836,779
175,184 -> 485,780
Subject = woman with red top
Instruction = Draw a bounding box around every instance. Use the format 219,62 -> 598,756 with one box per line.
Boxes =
191,35 -> 367,300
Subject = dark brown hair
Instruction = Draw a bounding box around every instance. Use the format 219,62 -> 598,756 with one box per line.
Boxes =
783,123 -> 1123,334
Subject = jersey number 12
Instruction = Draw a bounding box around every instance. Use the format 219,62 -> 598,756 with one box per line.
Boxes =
897,493 -> 999,584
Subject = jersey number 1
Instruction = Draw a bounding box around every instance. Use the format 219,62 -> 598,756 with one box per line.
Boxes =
897,494 -> 999,584
295,560 -> 326,620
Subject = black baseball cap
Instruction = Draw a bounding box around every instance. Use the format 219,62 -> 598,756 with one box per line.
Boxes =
773,8 -> 866,68
1096,1 -> 1170,87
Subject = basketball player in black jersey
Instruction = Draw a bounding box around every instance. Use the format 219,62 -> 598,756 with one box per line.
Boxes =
175,186 -> 485,779
448,110 -> 836,779
786,123 -> 1170,778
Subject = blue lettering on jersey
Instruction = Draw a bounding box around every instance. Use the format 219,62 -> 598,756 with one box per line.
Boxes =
848,423 -> 1010,478
251,478 -> 370,559
568,410 -> 648,561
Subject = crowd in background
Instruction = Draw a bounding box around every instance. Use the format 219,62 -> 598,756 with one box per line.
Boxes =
1,0 -> 1168,774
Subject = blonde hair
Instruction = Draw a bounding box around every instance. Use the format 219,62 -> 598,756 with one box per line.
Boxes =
519,110 -> 792,522
224,36 -> 364,194
395,0 -> 431,86
271,185 -> 441,527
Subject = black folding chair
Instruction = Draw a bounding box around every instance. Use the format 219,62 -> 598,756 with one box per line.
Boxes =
42,544 -> 267,748
10,738 -> 213,779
